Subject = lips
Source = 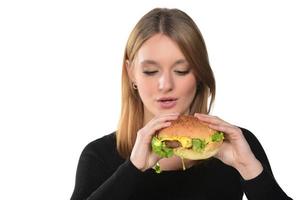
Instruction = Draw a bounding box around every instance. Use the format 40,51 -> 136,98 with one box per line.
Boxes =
157,97 -> 177,101
157,97 -> 178,109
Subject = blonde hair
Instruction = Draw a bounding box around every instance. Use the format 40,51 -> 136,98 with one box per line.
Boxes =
116,8 -> 216,158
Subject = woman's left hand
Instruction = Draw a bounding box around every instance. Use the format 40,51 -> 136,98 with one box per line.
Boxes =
194,113 -> 263,180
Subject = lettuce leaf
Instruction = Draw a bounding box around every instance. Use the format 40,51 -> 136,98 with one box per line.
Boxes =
192,138 -> 207,152
151,136 -> 174,158
211,131 -> 224,142
153,162 -> 161,173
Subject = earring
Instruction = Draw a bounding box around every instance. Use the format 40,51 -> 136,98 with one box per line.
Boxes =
132,82 -> 138,90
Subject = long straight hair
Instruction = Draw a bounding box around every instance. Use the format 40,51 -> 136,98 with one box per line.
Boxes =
116,8 -> 216,158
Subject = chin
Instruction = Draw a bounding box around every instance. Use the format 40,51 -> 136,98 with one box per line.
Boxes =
155,108 -> 188,115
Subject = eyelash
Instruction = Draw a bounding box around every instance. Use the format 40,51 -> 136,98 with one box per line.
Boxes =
143,70 -> 190,76
143,71 -> 158,75
175,70 -> 190,75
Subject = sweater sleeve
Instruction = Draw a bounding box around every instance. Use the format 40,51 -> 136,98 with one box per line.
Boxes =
70,137 -> 144,200
240,128 -> 292,200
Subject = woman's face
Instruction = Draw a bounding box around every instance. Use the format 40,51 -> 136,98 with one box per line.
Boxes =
128,34 -> 197,121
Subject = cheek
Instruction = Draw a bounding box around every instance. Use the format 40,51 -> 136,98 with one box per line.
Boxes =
136,79 -> 155,99
181,77 -> 197,97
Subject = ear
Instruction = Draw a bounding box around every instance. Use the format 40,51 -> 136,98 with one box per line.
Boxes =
126,60 -> 136,83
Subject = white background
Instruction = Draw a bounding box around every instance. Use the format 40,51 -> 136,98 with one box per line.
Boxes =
0,0 -> 299,199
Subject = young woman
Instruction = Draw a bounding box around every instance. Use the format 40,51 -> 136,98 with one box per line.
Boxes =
70,8 -> 292,200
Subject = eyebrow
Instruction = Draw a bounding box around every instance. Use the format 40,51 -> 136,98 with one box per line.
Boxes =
173,59 -> 188,66
140,60 -> 160,66
140,59 -> 188,67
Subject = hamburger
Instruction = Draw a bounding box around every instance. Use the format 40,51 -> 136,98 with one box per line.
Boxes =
151,115 -> 224,168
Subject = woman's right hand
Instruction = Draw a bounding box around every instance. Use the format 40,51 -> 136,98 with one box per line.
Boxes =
130,113 -> 179,171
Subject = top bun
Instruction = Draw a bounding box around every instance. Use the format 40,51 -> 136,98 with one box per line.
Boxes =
157,115 -> 215,139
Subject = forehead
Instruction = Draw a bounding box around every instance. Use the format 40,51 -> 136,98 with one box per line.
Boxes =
135,34 -> 186,64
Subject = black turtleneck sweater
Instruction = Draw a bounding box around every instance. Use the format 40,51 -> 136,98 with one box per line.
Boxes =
70,128 -> 292,200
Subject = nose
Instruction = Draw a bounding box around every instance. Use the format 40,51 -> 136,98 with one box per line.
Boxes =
158,71 -> 174,92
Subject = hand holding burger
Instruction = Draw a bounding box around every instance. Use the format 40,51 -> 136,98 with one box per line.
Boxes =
193,113 -> 263,180
130,113 -> 180,171
152,115 -> 224,159
151,114 -> 263,179
151,115 -> 224,172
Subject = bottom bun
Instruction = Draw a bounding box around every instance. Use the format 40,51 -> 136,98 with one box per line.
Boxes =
173,147 -> 221,160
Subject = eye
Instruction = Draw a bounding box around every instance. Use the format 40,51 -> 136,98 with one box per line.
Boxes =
174,70 -> 190,75
143,71 -> 158,75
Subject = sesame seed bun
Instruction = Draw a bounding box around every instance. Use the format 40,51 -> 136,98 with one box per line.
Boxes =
156,115 -> 223,160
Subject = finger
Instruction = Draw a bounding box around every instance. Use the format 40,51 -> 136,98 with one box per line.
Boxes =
194,113 -> 222,121
208,123 -> 232,133
143,121 -> 172,140
156,112 -> 180,117
147,117 -> 177,134
141,114 -> 179,139
152,121 -> 172,132
194,113 -> 230,126
149,114 -> 179,127
208,123 -> 242,141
